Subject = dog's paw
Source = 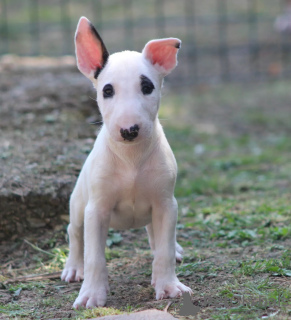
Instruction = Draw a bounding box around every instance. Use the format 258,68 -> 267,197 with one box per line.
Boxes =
73,282 -> 109,309
175,242 -> 184,262
154,278 -> 192,300
61,262 -> 84,282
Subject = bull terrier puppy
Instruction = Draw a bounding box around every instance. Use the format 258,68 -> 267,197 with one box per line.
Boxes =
61,16 -> 192,309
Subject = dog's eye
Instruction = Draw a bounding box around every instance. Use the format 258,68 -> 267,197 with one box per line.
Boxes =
142,85 -> 154,95
141,75 -> 155,95
103,84 -> 114,98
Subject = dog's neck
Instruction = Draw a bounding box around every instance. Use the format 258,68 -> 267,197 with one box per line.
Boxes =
104,117 -> 162,168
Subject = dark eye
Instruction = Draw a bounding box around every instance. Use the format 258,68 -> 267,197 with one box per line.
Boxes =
142,85 -> 154,95
103,84 -> 114,98
141,75 -> 155,95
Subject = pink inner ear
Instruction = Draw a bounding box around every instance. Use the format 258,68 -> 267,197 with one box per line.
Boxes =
145,38 -> 180,73
75,17 -> 104,77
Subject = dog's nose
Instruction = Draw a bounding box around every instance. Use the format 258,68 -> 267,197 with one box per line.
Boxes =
120,124 -> 140,141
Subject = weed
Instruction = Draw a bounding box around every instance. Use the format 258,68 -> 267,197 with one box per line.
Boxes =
0,303 -> 30,317
105,247 -> 121,260
8,282 -> 46,293
106,229 -> 123,247
47,247 -> 69,270
235,255 -> 291,277
177,261 -> 211,276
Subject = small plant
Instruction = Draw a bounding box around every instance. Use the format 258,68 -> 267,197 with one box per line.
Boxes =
106,229 -> 123,247
46,247 -> 69,270
269,226 -> 291,240
8,282 -> 46,293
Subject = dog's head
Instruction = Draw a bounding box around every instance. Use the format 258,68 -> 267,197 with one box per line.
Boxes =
75,16 -> 181,143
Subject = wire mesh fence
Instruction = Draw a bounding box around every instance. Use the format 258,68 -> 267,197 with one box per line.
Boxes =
1,0 -> 291,85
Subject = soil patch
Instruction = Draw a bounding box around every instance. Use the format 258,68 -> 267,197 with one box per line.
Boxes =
0,63 -> 100,240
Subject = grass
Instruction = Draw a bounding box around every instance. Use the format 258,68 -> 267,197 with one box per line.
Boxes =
217,278 -> 291,318
159,80 -> 291,319
1,80 -> 291,319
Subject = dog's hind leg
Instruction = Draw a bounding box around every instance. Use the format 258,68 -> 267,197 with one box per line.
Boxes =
175,241 -> 184,262
61,184 -> 85,282
146,223 -> 156,252
146,223 -> 184,262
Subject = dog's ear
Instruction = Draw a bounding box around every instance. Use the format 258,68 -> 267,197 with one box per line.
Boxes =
142,38 -> 181,76
75,16 -> 109,80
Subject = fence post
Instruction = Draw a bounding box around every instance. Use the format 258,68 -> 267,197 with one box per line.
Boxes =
1,0 -> 9,54
60,0 -> 71,55
248,0 -> 259,79
91,0 -> 103,34
184,0 -> 198,85
123,0 -> 134,50
29,0 -> 40,55
155,0 -> 165,38
217,0 -> 230,81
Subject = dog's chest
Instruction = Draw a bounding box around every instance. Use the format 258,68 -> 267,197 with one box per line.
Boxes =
109,167 -> 153,230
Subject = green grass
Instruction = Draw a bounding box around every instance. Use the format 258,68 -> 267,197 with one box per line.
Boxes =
215,278 -> 291,319
8,282 -> 46,293
160,80 -> 291,319
0,303 -> 31,317
235,251 -> 291,277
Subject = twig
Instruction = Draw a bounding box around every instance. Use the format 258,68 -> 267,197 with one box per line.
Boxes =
24,239 -> 55,257
60,285 -> 81,294
4,271 -> 62,284
1,259 -> 19,268
5,264 -> 39,272
164,301 -> 173,312
272,277 -> 291,282
146,299 -> 179,305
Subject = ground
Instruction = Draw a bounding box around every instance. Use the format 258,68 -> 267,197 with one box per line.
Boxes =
0,64 -> 291,319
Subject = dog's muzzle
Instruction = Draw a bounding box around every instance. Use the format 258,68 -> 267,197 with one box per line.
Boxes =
120,124 -> 140,141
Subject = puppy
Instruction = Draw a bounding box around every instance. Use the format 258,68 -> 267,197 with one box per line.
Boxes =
61,16 -> 192,309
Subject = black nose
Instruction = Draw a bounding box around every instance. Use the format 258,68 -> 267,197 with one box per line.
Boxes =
120,124 -> 140,141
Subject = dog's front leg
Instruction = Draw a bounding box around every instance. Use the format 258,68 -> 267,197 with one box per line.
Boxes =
151,198 -> 192,299
73,201 -> 110,309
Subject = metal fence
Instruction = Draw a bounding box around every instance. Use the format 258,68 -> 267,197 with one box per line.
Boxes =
1,0 -> 291,85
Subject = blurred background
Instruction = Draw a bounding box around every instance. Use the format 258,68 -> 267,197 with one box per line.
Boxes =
1,0 -> 291,85
1,0 -> 291,240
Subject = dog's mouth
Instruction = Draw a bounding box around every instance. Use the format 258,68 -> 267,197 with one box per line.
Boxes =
120,124 -> 140,142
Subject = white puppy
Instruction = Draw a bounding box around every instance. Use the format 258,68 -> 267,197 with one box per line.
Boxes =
61,16 -> 192,309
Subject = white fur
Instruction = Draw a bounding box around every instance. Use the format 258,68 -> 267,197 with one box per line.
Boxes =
61,20 -> 192,308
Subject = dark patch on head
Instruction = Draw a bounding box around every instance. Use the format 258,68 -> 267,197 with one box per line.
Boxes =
94,67 -> 102,79
89,22 -> 109,79
175,42 -> 181,49
140,75 -> 155,95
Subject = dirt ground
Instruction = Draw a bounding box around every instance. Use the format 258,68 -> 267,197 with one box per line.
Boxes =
0,59 -> 101,241
0,61 -> 291,319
